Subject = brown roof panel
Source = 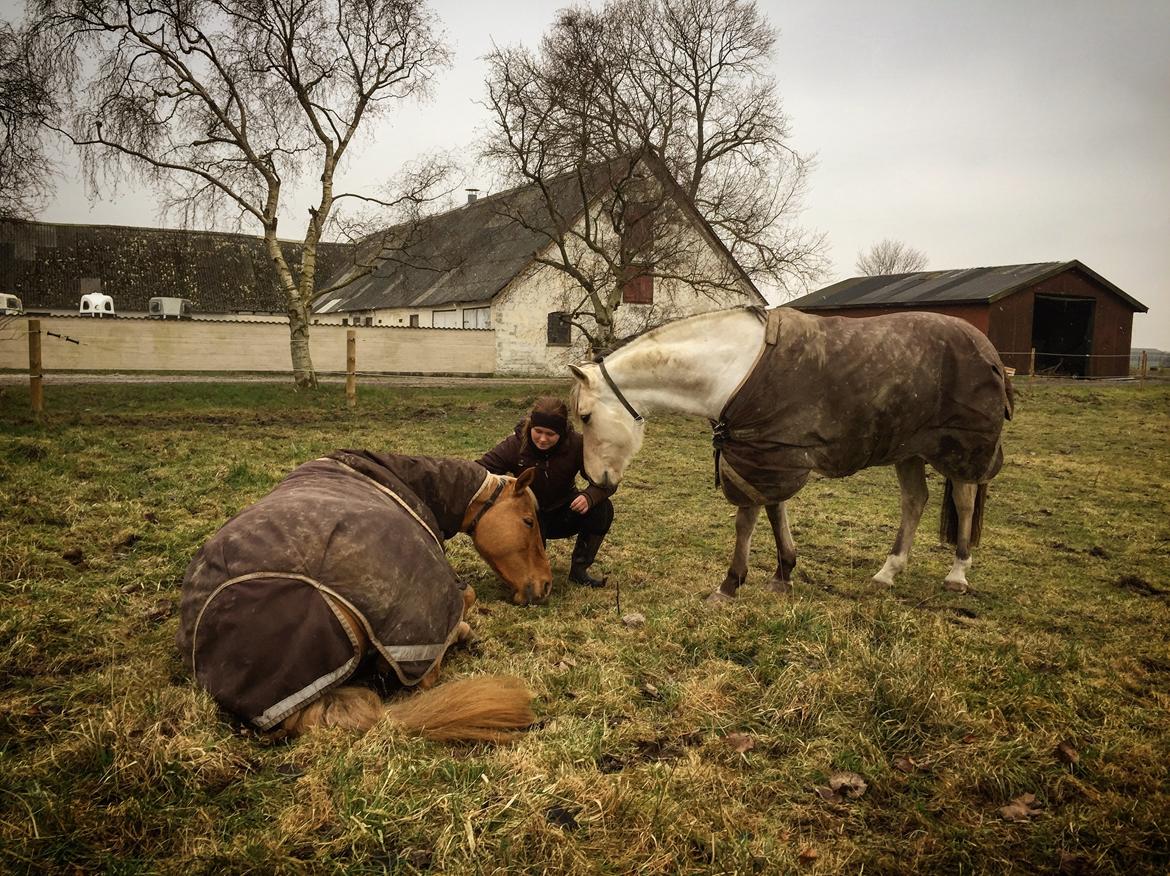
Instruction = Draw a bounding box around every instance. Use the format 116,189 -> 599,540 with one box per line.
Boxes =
789,261 -> 1147,312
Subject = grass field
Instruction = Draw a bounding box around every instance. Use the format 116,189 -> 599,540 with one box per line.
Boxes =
1,378 -> 1168,874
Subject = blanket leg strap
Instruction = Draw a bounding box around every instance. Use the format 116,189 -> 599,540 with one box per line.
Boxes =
719,457 -> 770,507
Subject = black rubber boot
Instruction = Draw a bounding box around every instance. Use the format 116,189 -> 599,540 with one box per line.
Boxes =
568,532 -> 608,588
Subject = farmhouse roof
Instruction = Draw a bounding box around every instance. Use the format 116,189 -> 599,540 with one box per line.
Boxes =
313,156 -> 764,315
0,218 -> 352,314
789,261 -> 1147,313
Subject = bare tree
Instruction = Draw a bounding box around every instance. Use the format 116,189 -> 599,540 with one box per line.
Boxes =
855,238 -> 929,276
0,21 -> 56,219
483,0 -> 825,353
27,0 -> 451,387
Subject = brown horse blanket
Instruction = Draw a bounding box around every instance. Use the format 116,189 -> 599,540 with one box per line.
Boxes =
176,451 -> 490,731
714,308 -> 1012,507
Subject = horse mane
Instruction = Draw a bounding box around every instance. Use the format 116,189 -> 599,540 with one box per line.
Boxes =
592,306 -> 766,362
471,471 -> 540,512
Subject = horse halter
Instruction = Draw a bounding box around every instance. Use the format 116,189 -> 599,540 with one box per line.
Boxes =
597,359 -> 644,424
465,477 -> 507,535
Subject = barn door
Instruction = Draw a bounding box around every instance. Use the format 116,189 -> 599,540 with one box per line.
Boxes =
1031,295 -> 1094,376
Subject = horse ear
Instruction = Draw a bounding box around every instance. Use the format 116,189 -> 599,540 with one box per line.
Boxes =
514,467 -> 537,492
568,364 -> 588,383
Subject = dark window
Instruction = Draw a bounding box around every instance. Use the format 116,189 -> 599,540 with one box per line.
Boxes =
622,202 -> 653,258
621,265 -> 653,305
547,311 -> 571,346
409,314 -> 420,327
341,318 -> 349,326
364,316 -> 373,326
620,201 -> 654,304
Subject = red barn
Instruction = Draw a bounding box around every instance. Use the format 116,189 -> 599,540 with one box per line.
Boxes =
787,261 -> 1148,377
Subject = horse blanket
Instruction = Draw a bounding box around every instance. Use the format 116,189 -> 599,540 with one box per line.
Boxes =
713,308 -> 1013,507
176,451 -> 490,731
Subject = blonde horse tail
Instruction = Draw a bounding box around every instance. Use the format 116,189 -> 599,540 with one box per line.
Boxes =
279,676 -> 534,740
383,675 -> 535,743
280,685 -> 384,735
939,479 -> 988,549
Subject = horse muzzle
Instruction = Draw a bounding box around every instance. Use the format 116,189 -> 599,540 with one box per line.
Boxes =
514,578 -> 552,606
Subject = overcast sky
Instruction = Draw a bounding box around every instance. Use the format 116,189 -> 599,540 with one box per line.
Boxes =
18,0 -> 1170,348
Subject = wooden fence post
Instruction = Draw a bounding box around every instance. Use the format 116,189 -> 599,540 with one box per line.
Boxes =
1140,350 -> 1148,388
1028,347 -> 1036,380
28,318 -> 44,418
346,329 -> 357,409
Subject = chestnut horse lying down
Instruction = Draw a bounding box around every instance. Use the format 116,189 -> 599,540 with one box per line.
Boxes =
177,451 -> 551,739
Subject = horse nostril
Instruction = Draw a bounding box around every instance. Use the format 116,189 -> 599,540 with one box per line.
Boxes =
525,581 -> 536,604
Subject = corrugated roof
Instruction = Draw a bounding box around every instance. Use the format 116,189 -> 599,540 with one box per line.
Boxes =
789,261 -> 1147,312
0,219 -> 352,313
314,164 -> 624,313
314,156 -> 766,313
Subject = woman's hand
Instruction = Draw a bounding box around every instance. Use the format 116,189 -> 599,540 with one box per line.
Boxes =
570,494 -> 591,514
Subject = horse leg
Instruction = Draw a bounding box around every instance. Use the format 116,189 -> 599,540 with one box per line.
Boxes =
873,457 -> 928,585
707,505 -> 761,603
763,502 -> 797,594
942,480 -> 979,592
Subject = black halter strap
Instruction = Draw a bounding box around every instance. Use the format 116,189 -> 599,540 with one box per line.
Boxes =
598,359 -> 644,423
465,478 -> 507,535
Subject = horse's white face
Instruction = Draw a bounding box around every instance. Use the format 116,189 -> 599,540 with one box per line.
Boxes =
569,363 -> 645,489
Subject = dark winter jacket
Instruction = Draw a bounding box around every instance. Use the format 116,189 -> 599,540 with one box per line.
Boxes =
478,422 -> 615,512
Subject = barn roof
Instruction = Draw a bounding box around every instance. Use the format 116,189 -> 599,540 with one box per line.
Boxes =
0,218 -> 352,314
313,156 -> 764,315
789,260 -> 1147,313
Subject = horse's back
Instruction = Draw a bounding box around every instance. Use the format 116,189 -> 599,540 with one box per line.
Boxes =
177,455 -> 467,730
718,310 -> 1011,502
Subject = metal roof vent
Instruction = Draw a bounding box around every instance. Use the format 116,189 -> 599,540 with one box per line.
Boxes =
466,188 -> 480,204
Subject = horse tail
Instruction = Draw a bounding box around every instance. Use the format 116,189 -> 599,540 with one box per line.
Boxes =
279,676 -> 534,740
940,479 -> 989,549
280,685 -> 384,735
383,675 -> 535,742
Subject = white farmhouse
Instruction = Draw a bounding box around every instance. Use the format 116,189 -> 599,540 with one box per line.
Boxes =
312,157 -> 766,375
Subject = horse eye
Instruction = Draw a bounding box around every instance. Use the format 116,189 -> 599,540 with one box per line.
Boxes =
523,517 -> 534,528
581,413 -> 591,424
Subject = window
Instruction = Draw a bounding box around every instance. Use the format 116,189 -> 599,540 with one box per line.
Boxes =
409,314 -> 419,327
364,316 -> 373,326
547,311 -> 571,346
620,201 -> 654,304
463,306 -> 491,329
341,318 -> 349,326
621,265 -> 654,305
432,309 -> 458,328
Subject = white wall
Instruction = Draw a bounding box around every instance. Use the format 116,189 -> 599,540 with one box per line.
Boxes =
0,317 -> 496,374
491,217 -> 759,375
312,303 -> 493,329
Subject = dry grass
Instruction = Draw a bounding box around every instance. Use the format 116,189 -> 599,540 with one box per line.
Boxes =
1,378 -> 1168,873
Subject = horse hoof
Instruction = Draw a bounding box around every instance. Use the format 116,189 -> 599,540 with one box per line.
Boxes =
944,579 -> 968,593
766,577 -> 793,595
704,590 -> 735,605
871,572 -> 894,586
